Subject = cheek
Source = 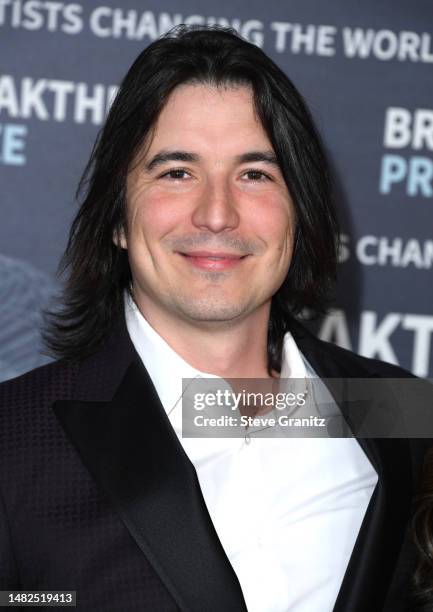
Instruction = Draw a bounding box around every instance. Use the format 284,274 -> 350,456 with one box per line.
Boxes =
246,194 -> 295,246
127,187 -> 188,243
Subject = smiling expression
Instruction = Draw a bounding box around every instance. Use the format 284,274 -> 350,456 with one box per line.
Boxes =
121,83 -> 296,327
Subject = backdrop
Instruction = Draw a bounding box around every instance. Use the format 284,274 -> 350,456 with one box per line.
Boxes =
1,0 -> 432,382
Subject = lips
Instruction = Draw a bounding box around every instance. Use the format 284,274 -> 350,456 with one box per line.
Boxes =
178,251 -> 248,271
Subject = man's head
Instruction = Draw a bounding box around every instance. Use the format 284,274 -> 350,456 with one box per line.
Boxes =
46,25 -> 338,370
121,83 -> 296,330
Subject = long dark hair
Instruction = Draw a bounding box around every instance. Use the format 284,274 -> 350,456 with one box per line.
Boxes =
44,25 -> 339,372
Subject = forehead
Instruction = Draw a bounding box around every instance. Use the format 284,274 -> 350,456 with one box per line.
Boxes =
144,83 -> 272,156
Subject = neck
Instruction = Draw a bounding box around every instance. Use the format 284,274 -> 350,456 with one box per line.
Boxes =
133,295 -> 273,379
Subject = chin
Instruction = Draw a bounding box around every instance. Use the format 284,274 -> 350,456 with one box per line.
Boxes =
173,297 -> 253,323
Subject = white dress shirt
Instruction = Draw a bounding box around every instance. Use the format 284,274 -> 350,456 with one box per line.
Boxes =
125,294 -> 378,612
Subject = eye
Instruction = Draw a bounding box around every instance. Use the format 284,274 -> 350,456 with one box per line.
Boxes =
241,170 -> 272,182
159,169 -> 191,180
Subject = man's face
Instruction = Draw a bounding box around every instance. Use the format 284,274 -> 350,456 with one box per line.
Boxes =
122,83 -> 296,327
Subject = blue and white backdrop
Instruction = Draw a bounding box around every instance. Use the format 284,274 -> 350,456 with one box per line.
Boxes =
1,0 -> 432,381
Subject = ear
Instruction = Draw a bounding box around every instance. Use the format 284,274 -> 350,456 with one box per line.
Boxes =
113,226 -> 127,250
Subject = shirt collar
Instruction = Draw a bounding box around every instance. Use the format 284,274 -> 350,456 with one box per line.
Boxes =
124,293 -> 219,415
124,292 -> 316,416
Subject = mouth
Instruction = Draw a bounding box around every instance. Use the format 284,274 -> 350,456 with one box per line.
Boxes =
177,251 -> 249,271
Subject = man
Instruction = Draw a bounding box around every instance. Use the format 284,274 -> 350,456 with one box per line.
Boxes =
0,26 -> 429,612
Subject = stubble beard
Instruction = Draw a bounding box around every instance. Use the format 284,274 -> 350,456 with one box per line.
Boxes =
166,273 -> 258,324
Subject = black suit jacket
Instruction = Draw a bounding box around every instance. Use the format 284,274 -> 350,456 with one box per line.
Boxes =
0,315 -> 431,611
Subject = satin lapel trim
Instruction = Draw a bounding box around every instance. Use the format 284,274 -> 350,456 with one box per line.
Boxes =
291,325 -> 413,610
333,438 -> 412,611
54,358 -> 247,612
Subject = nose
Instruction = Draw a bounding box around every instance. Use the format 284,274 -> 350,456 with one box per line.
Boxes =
191,176 -> 240,233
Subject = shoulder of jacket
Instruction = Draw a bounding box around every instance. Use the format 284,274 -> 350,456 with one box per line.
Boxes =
0,359 -> 79,412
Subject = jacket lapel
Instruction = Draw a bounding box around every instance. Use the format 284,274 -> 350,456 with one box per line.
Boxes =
290,319 -> 413,611
54,326 -> 247,612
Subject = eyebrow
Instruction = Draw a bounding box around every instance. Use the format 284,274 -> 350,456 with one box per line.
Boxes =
238,151 -> 279,167
145,149 -> 280,171
145,150 -> 199,171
